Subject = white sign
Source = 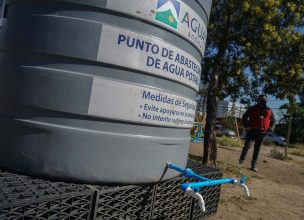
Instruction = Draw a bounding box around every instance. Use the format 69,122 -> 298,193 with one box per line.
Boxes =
88,77 -> 196,128
106,0 -> 208,55
97,25 -> 201,91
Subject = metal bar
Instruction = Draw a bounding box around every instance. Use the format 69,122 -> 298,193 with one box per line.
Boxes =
167,163 -> 211,181
181,178 -> 235,191
0,0 -> 5,27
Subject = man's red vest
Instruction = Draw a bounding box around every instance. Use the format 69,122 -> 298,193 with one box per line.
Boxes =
248,105 -> 272,131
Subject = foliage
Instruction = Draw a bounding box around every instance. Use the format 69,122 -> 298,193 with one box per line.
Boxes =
289,143 -> 304,149
217,136 -> 242,148
221,116 -> 236,132
203,0 -> 304,101
270,147 -> 286,160
202,0 -> 304,165
290,150 -> 304,157
276,102 -> 304,143
217,158 -> 243,178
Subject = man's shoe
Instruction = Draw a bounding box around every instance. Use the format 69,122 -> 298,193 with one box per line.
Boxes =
237,160 -> 244,168
251,161 -> 258,172
251,167 -> 258,172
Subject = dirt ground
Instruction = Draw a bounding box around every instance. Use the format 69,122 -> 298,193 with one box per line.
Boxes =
189,142 -> 304,220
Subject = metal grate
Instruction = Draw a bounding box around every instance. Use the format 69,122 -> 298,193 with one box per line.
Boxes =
0,170 -> 94,220
191,184 -> 221,220
151,160 -> 222,220
151,175 -> 192,220
93,185 -> 154,220
187,160 -> 220,175
189,161 -> 223,220
0,160 -> 222,220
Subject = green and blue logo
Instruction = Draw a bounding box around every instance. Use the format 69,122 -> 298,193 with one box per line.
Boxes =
155,0 -> 181,30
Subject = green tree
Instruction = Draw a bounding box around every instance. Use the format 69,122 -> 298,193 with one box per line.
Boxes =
202,0 -> 304,166
221,116 -> 235,132
278,101 -> 304,144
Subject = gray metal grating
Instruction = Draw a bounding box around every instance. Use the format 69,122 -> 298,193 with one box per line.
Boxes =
0,160 -> 222,220
0,170 -> 94,220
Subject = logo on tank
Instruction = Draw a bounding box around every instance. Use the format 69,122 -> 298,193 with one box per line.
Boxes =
155,0 -> 181,30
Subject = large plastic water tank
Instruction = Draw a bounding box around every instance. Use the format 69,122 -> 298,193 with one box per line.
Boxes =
0,0 -> 212,184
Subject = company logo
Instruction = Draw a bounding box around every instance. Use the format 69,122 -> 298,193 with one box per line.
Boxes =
155,0 -> 181,30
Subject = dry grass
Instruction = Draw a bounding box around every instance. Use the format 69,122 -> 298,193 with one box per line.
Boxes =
290,150 -> 304,157
289,143 -> 304,149
270,148 -> 286,160
217,136 -> 243,148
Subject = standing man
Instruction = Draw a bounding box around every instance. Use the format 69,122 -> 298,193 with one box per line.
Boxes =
239,95 -> 275,172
